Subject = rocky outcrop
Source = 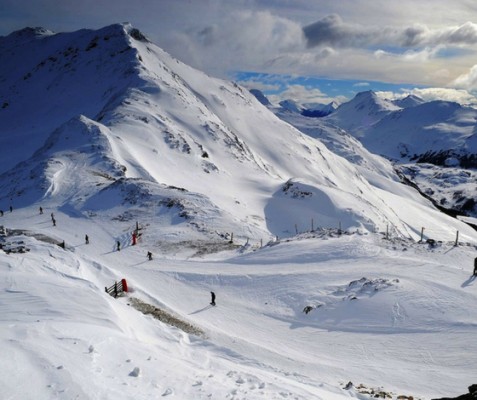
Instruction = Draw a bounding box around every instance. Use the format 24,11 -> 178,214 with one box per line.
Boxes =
433,384 -> 477,400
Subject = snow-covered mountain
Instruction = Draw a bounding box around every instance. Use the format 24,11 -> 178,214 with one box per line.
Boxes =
315,91 -> 477,217
1,24 -> 476,400
2,23 -> 470,243
392,94 -> 425,108
323,90 -> 477,166
359,100 -> 477,163
325,91 -> 401,137
249,89 -> 337,117
278,98 -> 304,113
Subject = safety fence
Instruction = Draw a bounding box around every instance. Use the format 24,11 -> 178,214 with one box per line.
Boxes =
105,278 -> 128,298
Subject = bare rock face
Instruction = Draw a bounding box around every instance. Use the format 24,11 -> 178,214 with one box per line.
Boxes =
432,384 -> 477,400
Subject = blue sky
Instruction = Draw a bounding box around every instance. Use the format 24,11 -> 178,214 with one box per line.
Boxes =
2,0 -> 477,105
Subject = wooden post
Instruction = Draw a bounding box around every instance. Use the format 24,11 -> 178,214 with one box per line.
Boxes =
260,239 -> 263,248
338,221 -> 342,235
386,224 -> 389,240
229,232 -> 234,244
455,230 -> 459,246
420,227 -> 425,242
311,218 -> 314,232
295,224 -> 298,235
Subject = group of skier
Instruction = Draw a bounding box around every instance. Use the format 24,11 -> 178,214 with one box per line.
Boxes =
4,205 -> 220,306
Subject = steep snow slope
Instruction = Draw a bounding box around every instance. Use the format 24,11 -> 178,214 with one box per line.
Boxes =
2,23 -> 475,244
0,25 -> 142,173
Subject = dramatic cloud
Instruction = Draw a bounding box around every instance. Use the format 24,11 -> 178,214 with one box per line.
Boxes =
267,84 -> 346,106
303,14 -> 477,49
303,14 -> 386,48
453,64 -> 477,91
163,10 -> 306,77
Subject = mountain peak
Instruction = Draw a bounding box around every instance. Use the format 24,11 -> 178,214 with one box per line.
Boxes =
249,89 -> 271,106
393,94 -> 425,108
97,22 -> 150,43
354,90 -> 377,99
6,26 -> 54,38
1,26 -> 55,47
325,90 -> 400,135
279,99 -> 303,113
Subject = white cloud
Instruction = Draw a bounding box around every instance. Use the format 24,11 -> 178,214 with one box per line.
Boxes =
164,10 -> 305,78
267,84 -> 346,106
303,15 -> 477,49
234,79 -> 281,93
377,87 -> 477,106
452,64 -> 477,91
353,82 -> 370,87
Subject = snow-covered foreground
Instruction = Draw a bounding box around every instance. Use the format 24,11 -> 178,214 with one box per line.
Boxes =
1,206 -> 476,400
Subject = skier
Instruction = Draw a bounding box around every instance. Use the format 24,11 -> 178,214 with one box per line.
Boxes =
39,206 -> 43,214
210,291 -> 216,306
116,240 -> 121,251
85,234 -> 89,244
474,257 -> 477,276
147,251 -> 152,261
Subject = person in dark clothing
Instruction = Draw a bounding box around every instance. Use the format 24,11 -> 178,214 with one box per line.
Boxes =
39,207 -> 43,214
210,291 -> 216,306
116,241 -> 121,251
474,257 -> 477,276
52,218 -> 56,227
85,234 -> 89,244
147,251 -> 152,260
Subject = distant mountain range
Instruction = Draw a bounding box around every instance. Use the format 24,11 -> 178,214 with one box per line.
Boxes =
251,89 -> 477,219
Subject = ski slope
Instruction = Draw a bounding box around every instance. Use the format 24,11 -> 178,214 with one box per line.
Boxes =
1,203 -> 476,399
